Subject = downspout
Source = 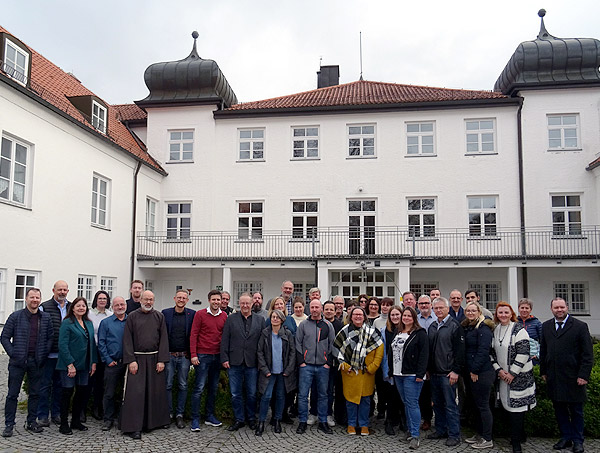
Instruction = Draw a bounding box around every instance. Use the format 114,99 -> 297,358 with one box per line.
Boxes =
516,97 -> 528,297
130,160 -> 142,283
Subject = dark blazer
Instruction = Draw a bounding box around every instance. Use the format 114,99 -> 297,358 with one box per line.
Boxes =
540,315 -> 594,403
162,307 -> 196,354
56,318 -> 98,371
220,312 -> 265,367
1,308 -> 53,368
257,326 -> 297,394
40,298 -> 70,353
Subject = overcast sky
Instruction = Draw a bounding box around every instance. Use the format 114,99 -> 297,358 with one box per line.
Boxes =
3,0 -> 599,105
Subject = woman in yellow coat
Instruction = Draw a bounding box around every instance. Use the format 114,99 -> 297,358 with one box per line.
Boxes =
333,306 -> 384,436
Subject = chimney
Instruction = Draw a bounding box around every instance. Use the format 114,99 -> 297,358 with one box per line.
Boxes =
317,65 -> 340,88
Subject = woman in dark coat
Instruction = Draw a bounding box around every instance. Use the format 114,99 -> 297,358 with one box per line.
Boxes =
255,309 -> 296,435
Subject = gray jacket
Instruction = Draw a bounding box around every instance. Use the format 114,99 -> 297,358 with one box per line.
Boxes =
295,316 -> 335,367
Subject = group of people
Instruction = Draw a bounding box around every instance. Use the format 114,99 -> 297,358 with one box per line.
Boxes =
0,280 -> 594,453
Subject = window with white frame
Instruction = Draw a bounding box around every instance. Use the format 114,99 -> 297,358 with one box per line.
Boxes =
4,38 -> 29,85
551,195 -> 582,236
548,114 -> 579,150
466,119 -> 495,153
239,129 -> 264,160
169,130 -> 194,162
91,173 -> 110,228
468,195 -> 497,236
14,271 -> 38,311
293,282 -> 315,303
407,198 -> 436,237
146,197 -> 157,235
100,277 -> 116,299
1,135 -> 30,206
238,201 -> 263,239
92,101 -> 107,133
233,281 -> 263,308
467,282 -> 501,311
166,202 -> 191,239
77,274 -> 96,302
410,282 -> 439,298
348,124 -> 375,157
144,280 -> 154,292
406,122 -> 435,155
554,282 -> 588,315
292,200 -> 318,239
292,127 -> 319,159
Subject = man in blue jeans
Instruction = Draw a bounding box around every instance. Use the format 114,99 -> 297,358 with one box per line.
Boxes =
295,299 -> 335,435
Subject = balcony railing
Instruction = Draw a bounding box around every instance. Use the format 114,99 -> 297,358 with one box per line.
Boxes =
137,226 -> 600,262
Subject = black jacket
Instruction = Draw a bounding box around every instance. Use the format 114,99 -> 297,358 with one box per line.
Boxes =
40,298 -> 70,353
428,315 -> 465,375
385,328 -> 429,378
461,318 -> 495,375
1,308 -> 53,367
257,326 -> 297,394
220,312 -> 265,367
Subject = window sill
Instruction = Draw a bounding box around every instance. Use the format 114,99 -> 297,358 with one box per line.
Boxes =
571,313 -> 591,317
289,239 -> 320,243
346,155 -> 377,160
236,159 -> 266,163
166,160 -> 194,164
290,157 -> 320,161
0,198 -> 31,210
467,236 -> 500,241
164,238 -> 192,243
234,239 -> 265,243
405,154 -> 437,158
464,152 -> 498,156
406,237 -> 439,242
551,235 -> 587,240
91,223 -> 111,232
547,148 -> 582,152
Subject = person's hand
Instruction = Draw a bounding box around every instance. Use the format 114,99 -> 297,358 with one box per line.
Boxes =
416,377 -> 423,383
470,372 -> 478,382
90,363 -> 97,376
448,371 -> 459,385
323,364 -> 330,369
191,357 -> 199,366
577,378 -> 588,386
266,373 -> 271,377
67,364 -> 76,378
129,361 -> 138,375
108,361 -> 117,367
222,361 -> 230,369
339,363 -> 351,372
156,362 -> 165,373
299,363 -> 306,367
542,374 -> 547,382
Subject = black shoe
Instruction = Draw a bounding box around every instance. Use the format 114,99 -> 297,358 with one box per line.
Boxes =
554,439 -> 573,450
102,420 -> 113,431
254,421 -> 265,436
281,414 -> 294,424
269,417 -> 276,426
175,416 -> 185,429
384,423 -> 395,435
92,407 -> 103,421
71,422 -> 88,431
2,426 -> 13,438
573,442 -> 584,453
427,431 -> 448,440
80,413 -> 87,423
445,438 -> 461,447
247,420 -> 256,430
227,421 -> 245,431
59,425 -> 73,435
37,419 -> 50,428
296,422 -> 307,434
274,419 -> 282,433
51,416 -> 61,426
24,422 -> 43,433
126,431 -> 141,440
318,422 -> 333,434
376,412 -> 385,420
512,442 -> 522,453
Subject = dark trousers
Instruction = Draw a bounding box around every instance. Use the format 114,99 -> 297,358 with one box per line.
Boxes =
419,379 -> 433,423
554,401 -> 585,444
60,385 -> 86,428
508,410 -> 526,446
5,360 -> 42,427
333,366 -> 347,424
37,357 -> 61,420
381,379 -> 403,426
467,369 -> 495,441
103,362 -> 126,422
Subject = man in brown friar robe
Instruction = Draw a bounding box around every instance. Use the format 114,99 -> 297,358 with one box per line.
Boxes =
121,290 -> 170,439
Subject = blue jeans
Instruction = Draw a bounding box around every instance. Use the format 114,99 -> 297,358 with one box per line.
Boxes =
37,357 -> 61,420
346,396 -> 370,428
431,374 -> 461,439
298,364 -> 329,423
258,373 -> 285,421
554,401 -> 585,444
395,375 -> 424,438
166,355 -> 191,417
191,354 -> 221,419
228,365 -> 258,423
5,360 -> 42,426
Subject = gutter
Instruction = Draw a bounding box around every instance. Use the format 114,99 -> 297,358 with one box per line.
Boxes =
516,97 -> 528,297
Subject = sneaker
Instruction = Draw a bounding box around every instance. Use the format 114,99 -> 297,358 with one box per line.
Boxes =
37,418 -> 50,428
307,414 -> 318,425
360,426 -> 370,436
175,416 -> 185,429
190,418 -> 201,432
446,438 -> 461,447
409,437 -> 420,450
347,426 -> 356,435
472,439 -> 494,449
205,414 -> 222,427
1,426 -> 13,438
24,422 -> 44,433
326,415 -> 335,427
405,431 -> 412,441
466,434 -> 482,444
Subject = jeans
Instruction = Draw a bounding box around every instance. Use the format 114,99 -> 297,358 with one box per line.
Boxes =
554,401 -> 585,444
103,362 -> 126,422
431,374 -> 461,439
191,354 -> 221,419
298,364 -> 329,423
166,355 -> 191,417
395,375 -> 424,438
5,360 -> 42,426
258,373 -> 285,421
468,369 -> 495,441
309,369 -> 335,416
346,396 -> 370,428
37,357 -> 61,420
60,370 -> 89,388
228,365 -> 258,423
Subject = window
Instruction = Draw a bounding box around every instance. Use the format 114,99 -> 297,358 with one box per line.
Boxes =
233,281 -> 263,309
146,198 -> 157,235
4,38 -> 29,85
292,201 -> 318,239
406,122 -> 435,155
100,277 -> 116,299
1,135 -> 30,206
348,124 -> 375,157
548,115 -> 579,150
468,282 -> 501,311
468,196 -> 497,236
169,130 -> 194,162
238,201 -> 263,239
407,198 -> 436,237
239,129 -> 264,161
330,271 -> 396,303
551,195 -> 582,236
91,174 -> 110,228
92,101 -> 107,133
292,127 -> 319,159
166,202 -> 191,239
554,282 -> 588,315
14,271 -> 38,311
77,275 -> 96,302
293,282 -> 315,303
410,282 -> 439,297
466,119 -> 495,153
348,199 -> 376,254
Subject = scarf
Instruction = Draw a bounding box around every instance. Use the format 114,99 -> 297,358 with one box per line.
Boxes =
333,322 -> 383,372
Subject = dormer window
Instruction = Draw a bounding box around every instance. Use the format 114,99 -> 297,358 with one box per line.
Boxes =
92,100 -> 107,133
1,35 -> 31,86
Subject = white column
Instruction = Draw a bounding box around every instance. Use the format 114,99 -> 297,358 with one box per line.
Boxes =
398,264 -> 410,304
317,263 -> 330,299
222,267 -> 232,294
507,266 -> 519,311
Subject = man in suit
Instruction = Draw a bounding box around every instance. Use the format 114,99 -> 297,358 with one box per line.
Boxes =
540,297 -> 593,453
162,290 -> 196,429
221,292 -> 265,431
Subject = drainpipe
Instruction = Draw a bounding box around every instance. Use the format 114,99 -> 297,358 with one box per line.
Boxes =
130,160 -> 142,283
516,98 -> 528,297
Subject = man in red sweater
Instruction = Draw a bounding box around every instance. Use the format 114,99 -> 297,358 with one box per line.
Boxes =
189,289 -> 227,431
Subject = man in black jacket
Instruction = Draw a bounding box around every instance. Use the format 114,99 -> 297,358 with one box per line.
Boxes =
1,288 -> 53,437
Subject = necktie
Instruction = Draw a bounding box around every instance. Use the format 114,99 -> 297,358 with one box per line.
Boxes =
557,321 -> 563,331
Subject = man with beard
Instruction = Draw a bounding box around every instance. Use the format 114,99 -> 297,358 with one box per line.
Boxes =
251,292 -> 268,320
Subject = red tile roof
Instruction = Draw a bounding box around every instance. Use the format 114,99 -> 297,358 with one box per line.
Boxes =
114,103 -> 147,122
228,80 -> 508,111
0,26 -> 163,174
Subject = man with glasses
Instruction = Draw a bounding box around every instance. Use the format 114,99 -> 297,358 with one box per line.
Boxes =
417,295 -> 435,431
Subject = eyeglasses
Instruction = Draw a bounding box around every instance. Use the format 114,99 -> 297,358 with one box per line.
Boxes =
418,302 -> 430,305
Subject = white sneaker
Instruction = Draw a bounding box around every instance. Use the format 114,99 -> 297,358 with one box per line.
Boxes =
465,434 -> 482,444
326,415 -> 335,427
472,439 -> 493,449
307,414 -> 318,425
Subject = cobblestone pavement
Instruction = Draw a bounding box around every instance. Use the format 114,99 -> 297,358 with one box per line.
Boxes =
0,354 -> 597,452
